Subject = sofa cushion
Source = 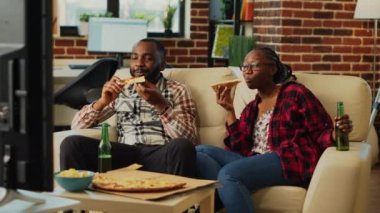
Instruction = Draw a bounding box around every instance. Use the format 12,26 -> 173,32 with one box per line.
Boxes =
252,186 -> 306,213
295,73 -> 371,142
163,67 -> 237,146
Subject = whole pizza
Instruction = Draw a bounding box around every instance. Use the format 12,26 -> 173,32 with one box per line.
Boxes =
92,173 -> 186,192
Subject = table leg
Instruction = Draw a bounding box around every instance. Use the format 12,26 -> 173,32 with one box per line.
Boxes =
199,191 -> 214,213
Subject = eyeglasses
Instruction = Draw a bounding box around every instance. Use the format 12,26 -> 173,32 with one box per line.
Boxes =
239,62 -> 274,72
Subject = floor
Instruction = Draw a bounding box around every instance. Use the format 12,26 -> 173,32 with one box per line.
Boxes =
369,163 -> 380,213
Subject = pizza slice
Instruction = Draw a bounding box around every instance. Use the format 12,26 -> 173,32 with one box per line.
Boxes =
92,173 -> 186,192
210,79 -> 241,92
123,76 -> 146,85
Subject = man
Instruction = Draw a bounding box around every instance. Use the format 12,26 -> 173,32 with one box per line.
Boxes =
60,38 -> 199,177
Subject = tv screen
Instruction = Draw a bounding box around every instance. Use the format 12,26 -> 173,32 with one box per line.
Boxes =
0,0 -> 53,194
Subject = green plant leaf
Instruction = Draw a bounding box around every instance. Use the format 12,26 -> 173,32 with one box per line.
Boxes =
79,11 -> 113,22
163,4 -> 177,30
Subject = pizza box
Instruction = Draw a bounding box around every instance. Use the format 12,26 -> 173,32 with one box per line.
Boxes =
89,165 -> 217,200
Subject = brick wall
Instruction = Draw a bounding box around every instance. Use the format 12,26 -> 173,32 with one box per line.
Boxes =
54,0 -> 380,129
53,0 -> 210,68
253,0 -> 380,133
54,0 -> 380,135
253,0 -> 378,81
54,0 -> 379,77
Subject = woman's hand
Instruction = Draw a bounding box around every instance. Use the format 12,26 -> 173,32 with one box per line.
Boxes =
216,86 -> 237,125
332,114 -> 353,140
335,114 -> 353,133
216,86 -> 234,112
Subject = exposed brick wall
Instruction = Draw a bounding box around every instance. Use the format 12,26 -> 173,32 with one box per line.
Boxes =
253,0 -> 378,80
253,0 -> 380,133
54,0 -> 380,115
54,0 -> 379,76
54,0 -> 380,133
53,0 -> 210,68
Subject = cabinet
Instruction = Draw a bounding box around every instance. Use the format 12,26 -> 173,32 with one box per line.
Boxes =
208,0 -> 242,67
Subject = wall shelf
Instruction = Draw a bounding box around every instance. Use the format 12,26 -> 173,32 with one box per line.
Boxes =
208,0 -> 243,67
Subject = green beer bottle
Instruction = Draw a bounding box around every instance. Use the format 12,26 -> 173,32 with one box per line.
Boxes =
98,123 -> 112,172
335,101 -> 349,151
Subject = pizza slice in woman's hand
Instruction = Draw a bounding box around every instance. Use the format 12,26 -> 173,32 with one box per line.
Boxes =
210,79 -> 241,92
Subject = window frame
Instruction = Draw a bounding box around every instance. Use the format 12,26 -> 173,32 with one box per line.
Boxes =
107,0 -> 185,37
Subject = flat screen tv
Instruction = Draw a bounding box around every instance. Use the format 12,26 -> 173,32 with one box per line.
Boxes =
0,0 -> 53,205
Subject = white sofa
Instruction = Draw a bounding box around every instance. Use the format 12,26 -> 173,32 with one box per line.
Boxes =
54,67 -> 377,213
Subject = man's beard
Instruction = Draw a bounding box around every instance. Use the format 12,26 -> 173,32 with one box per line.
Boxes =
144,66 -> 161,83
130,64 -> 161,83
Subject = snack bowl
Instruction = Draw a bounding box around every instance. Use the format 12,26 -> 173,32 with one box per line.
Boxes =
54,169 -> 95,192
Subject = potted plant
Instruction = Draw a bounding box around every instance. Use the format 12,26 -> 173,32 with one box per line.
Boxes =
98,11 -> 113,18
133,12 -> 154,25
78,12 -> 112,36
163,3 -> 177,36
78,13 -> 95,36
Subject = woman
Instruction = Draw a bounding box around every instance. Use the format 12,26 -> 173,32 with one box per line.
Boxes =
196,47 -> 353,212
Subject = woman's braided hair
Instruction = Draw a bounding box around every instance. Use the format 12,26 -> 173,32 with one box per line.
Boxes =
254,47 -> 295,84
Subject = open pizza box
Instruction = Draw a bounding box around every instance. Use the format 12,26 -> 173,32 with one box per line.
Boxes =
90,164 -> 217,201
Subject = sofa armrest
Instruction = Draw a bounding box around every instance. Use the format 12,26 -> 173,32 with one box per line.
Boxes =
53,128 -> 118,172
366,125 -> 379,166
303,143 -> 371,213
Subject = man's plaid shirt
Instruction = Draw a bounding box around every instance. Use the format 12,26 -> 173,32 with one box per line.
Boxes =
71,76 -> 199,145
224,81 -> 334,182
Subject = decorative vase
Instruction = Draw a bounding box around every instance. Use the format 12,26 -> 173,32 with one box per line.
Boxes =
164,29 -> 173,37
78,21 -> 88,36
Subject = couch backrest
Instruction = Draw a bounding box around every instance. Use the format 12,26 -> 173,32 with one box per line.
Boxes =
164,67 -> 237,146
114,67 -> 371,145
114,67 -> 237,146
233,71 -> 372,143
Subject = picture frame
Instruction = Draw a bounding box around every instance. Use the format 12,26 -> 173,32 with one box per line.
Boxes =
212,24 -> 234,59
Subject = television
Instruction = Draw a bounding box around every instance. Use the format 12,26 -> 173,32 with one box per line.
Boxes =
0,0 -> 53,205
87,17 -> 147,67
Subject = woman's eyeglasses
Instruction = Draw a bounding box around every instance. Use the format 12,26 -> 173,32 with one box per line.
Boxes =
239,63 -> 274,72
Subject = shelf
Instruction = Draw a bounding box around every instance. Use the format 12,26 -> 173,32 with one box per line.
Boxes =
210,19 -> 234,24
208,0 -> 244,67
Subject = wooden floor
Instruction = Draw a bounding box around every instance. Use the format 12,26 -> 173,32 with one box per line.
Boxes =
369,163 -> 380,213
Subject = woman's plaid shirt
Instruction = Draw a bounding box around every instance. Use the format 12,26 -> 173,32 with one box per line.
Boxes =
224,82 -> 334,182
71,76 -> 199,145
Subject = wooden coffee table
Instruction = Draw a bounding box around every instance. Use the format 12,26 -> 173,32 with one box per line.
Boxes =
50,185 -> 215,213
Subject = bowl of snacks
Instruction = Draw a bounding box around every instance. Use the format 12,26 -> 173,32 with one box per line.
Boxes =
54,168 -> 94,192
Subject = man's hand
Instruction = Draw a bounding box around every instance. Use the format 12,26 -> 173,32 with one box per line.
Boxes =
135,81 -> 168,113
93,76 -> 124,111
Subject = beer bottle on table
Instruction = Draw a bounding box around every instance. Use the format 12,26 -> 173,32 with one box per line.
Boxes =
98,123 -> 112,172
335,101 -> 350,151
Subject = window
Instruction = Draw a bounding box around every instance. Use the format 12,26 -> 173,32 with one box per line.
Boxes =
57,0 -> 185,37
57,0 -> 107,26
